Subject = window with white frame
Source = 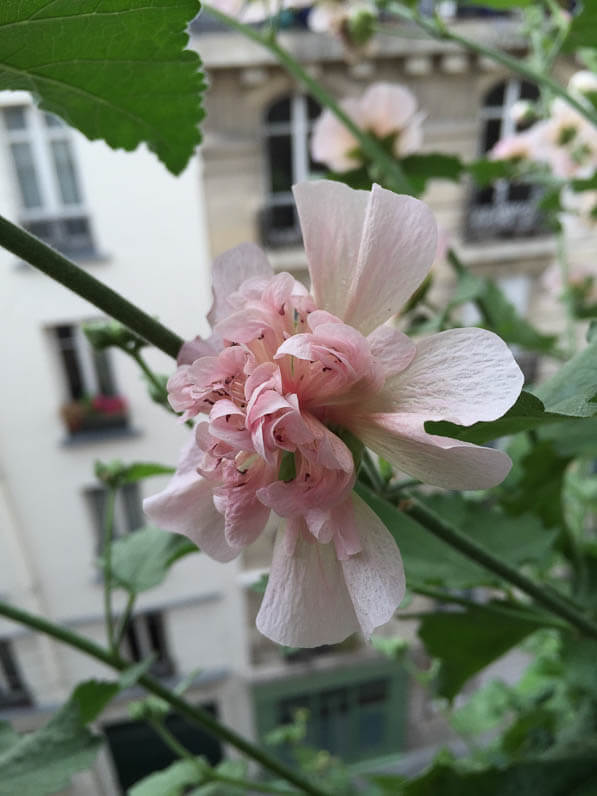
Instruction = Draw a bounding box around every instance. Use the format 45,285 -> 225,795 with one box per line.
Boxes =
0,639 -> 31,708
467,79 -> 544,241
261,94 -> 323,248
86,482 -> 144,552
1,104 -> 95,256
52,323 -> 128,435
122,612 -> 174,678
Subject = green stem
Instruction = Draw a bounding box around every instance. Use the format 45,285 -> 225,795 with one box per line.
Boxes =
383,3 -> 597,129
0,215 -> 183,360
203,4 -> 413,194
404,495 -> 597,641
361,450 -> 385,495
409,582 -> 570,631
0,600 -> 328,796
102,487 -> 117,653
114,592 -> 136,650
149,718 -> 299,796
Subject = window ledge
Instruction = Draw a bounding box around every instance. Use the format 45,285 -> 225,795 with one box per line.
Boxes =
456,236 -> 556,268
266,246 -> 309,273
60,426 -> 142,447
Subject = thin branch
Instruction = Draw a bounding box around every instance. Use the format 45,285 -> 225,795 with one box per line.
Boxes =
203,4 -> 413,194
381,4 -> 597,129
102,487 -> 117,653
0,600 -> 329,796
0,215 -> 183,359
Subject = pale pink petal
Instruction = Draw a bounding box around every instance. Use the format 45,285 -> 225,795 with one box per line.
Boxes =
256,520 -> 360,647
367,325 -> 416,378
207,243 -> 273,328
341,494 -> 405,636
143,442 -> 239,563
360,83 -> 418,138
351,413 -> 512,490
293,181 -> 438,335
394,111 -> 425,156
310,101 -> 363,172
382,328 -> 523,425
177,335 -> 218,366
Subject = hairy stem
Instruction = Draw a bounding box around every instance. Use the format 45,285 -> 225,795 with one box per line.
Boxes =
0,215 -> 182,359
0,601 -> 328,796
404,495 -> 597,641
203,4 -> 413,194
383,4 -> 597,128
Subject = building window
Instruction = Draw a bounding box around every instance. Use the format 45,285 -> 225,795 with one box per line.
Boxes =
254,662 -> 407,763
0,639 -> 31,709
86,482 -> 144,552
1,104 -> 95,257
467,79 -> 544,242
52,323 -> 128,436
260,94 -> 323,248
122,612 -> 174,678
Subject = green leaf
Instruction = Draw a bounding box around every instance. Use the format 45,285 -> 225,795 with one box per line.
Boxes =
355,484 -> 556,589
466,158 -> 516,186
425,392 -> 576,445
534,337 -> 597,418
395,756 -> 597,795
401,153 -> 463,193
129,759 -> 204,796
0,723 -> 18,754
0,681 -> 116,795
418,604 -> 546,700
119,658 -> 156,690
108,525 -> 198,593
563,2 -> 597,51
95,460 -> 175,488
0,0 -> 205,175
458,0 -> 534,7
479,279 -> 557,353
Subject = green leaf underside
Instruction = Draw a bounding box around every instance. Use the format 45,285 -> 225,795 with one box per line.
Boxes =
355,484 -> 556,589
372,756 -> 597,795
0,1 -> 205,175
106,525 -> 198,593
418,604 -> 546,700
534,337 -> 597,418
129,759 -> 202,796
0,680 -> 117,796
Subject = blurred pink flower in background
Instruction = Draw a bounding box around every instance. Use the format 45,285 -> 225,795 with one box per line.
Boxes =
311,83 -> 424,172
207,0 -> 310,22
145,180 -> 523,648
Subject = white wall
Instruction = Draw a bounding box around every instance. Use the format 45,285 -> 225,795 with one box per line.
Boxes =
0,91 -> 250,713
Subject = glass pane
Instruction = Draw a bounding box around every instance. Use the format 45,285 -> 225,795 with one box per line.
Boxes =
3,106 -> 27,131
266,97 -> 291,123
55,324 -> 86,400
507,182 -> 533,202
482,118 -> 502,153
122,484 -> 144,532
484,82 -> 506,107
10,142 -> 43,208
267,134 -> 293,193
50,139 -> 82,204
519,81 -> 539,101
307,96 -> 322,120
44,112 -> 64,128
93,348 -> 116,396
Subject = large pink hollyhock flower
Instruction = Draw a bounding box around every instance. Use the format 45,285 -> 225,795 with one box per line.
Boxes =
144,180 -> 523,648
311,83 -> 424,173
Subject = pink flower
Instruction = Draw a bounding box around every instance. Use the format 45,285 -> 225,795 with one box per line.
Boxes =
311,83 -> 424,172
144,181 -> 523,648
206,0 -> 310,22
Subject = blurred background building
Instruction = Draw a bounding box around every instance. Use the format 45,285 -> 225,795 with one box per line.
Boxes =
0,2 -> 584,793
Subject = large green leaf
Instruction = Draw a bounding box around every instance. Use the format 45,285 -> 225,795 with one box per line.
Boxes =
418,604 -> 546,700
563,2 -> 597,51
0,1 -> 205,175
401,153 -> 463,193
0,680 -> 117,796
374,756 -> 597,795
534,337 -> 597,418
356,485 -> 555,589
108,525 -> 197,593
